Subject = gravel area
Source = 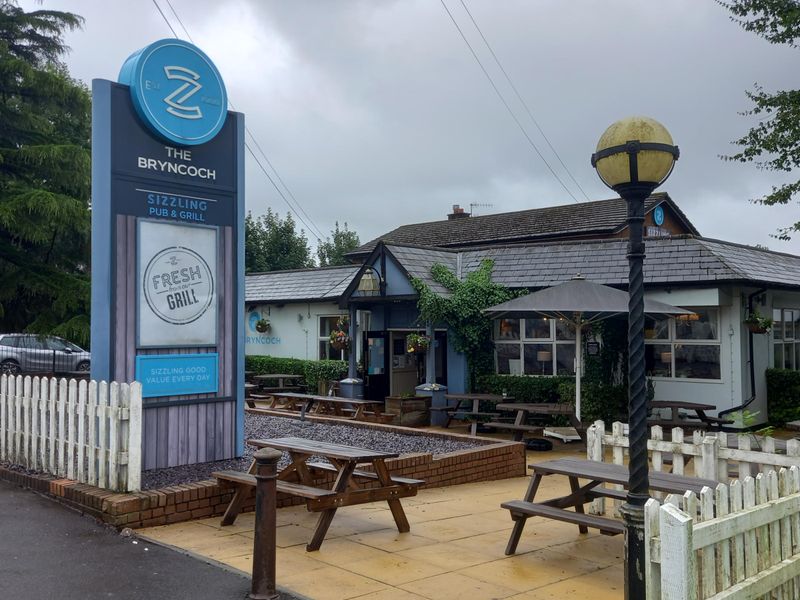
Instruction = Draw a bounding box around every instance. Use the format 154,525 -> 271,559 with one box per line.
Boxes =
141,414 -> 488,490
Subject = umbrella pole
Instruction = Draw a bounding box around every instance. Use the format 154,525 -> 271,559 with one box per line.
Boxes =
575,322 -> 582,422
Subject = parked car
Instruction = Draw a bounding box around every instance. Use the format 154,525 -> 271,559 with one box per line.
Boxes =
0,334 -> 90,376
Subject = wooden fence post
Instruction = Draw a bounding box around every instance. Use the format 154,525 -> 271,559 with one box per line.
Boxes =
645,498 -> 661,599
126,382 -> 142,492
660,503 -> 696,600
587,421 -> 605,515
701,434 -> 719,482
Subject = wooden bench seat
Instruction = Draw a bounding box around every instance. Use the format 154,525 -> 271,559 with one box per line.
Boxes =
306,462 -> 424,487
483,422 -> 543,441
501,499 -> 624,536
214,470 -> 337,500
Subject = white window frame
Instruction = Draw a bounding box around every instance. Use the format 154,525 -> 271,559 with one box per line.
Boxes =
493,318 -> 576,376
645,307 -> 722,382
772,308 -> 800,370
318,314 -> 347,361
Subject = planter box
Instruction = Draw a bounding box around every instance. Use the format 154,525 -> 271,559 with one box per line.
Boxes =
384,396 -> 431,427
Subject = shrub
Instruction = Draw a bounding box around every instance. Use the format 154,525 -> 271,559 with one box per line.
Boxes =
766,368 -> 800,425
245,356 -> 347,391
582,382 -> 627,424
477,374 -> 570,403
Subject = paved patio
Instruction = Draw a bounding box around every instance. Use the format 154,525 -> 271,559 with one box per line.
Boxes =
139,442 -> 624,600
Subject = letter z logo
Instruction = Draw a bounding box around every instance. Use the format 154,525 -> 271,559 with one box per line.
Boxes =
163,66 -> 203,119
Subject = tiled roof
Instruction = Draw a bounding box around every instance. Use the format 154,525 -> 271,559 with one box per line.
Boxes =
386,236 -> 800,290
385,244 -> 458,296
246,265 -> 359,302
352,193 -> 691,256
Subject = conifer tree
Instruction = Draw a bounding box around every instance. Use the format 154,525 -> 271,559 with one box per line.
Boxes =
0,2 -> 91,345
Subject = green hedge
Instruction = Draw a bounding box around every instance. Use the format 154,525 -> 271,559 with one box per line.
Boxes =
245,356 -> 348,391
766,368 -> 800,425
477,375 -> 570,403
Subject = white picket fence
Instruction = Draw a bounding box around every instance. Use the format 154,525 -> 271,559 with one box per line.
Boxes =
0,375 -> 142,492
586,420 -> 800,515
645,467 -> 800,599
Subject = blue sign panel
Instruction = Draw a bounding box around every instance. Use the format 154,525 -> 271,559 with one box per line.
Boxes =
654,205 -> 665,226
119,39 -> 227,146
135,353 -> 219,398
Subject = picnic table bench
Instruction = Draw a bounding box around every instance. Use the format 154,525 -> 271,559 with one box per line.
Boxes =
214,437 -> 423,551
487,402 -> 584,442
501,457 -> 717,555
249,391 -> 387,422
648,400 -> 734,431
438,393 -> 512,436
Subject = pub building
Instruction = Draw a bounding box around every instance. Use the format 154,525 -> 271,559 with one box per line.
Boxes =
245,193 -> 800,426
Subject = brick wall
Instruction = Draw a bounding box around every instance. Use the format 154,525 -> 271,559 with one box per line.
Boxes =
0,440 -> 524,529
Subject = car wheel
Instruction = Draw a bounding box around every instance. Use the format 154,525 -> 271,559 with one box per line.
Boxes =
1,360 -> 21,376
76,361 -> 90,372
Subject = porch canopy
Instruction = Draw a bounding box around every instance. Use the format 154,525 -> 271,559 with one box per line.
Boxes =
484,274 -> 691,421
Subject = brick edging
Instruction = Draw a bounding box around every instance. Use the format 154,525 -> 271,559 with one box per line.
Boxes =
0,438 -> 525,529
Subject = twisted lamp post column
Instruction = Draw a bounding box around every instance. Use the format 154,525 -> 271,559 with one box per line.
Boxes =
592,117 -> 679,599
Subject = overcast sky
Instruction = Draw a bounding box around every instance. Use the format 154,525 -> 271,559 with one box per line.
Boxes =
24,0 -> 800,255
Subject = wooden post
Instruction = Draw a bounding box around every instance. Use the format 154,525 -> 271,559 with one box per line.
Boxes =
250,448 -> 282,600
127,382 -> 143,492
587,421 -> 605,515
701,434 -> 719,482
659,503 -> 696,600
644,498 -> 661,598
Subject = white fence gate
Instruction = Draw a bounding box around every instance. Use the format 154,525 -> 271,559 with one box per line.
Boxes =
0,375 -> 142,492
645,467 -> 800,599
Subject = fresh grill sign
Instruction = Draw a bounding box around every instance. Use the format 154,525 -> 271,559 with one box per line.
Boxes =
143,246 -> 214,325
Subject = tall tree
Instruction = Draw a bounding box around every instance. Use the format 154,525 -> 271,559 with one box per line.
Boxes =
0,2 -> 92,345
245,209 -> 314,272
317,221 -> 360,267
719,0 -> 800,239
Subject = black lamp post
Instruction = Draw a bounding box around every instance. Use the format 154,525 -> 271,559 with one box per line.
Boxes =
591,116 -> 679,599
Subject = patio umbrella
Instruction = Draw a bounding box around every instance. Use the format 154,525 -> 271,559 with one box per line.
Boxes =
484,274 -> 692,421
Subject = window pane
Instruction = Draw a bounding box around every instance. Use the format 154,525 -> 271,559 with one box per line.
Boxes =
556,344 -> 575,375
775,343 -> 784,368
785,342 -> 794,370
645,316 -> 669,340
555,320 -> 575,340
495,319 -> 520,340
524,343 -> 553,375
795,344 -> 800,372
773,309 -> 783,340
786,310 -> 796,341
46,337 -> 68,351
675,308 -> 718,340
496,343 -> 521,374
319,316 -> 340,337
645,344 -> 672,377
524,318 -> 550,339
674,344 -> 720,379
319,340 -> 329,360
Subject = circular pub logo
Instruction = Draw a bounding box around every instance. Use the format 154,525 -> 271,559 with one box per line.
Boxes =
143,246 -> 214,325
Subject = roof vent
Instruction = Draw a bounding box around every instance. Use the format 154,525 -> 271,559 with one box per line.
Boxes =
448,204 -> 469,220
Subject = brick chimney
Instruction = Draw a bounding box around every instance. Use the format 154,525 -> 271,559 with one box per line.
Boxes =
447,204 -> 469,220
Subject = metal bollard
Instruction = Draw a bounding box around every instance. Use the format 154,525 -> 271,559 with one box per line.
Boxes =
250,448 -> 282,600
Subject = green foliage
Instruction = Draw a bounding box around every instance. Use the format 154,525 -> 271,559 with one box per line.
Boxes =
0,3 -> 91,346
478,374 -> 569,403
412,259 -> 517,390
718,1 -> 800,239
582,382 -> 627,424
245,355 -> 347,390
245,209 -> 314,272
317,221 -> 360,267
766,367 -> 800,424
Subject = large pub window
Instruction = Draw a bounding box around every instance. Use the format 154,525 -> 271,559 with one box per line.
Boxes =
644,307 -> 721,380
773,308 -> 800,370
318,315 -> 347,360
493,318 -> 575,376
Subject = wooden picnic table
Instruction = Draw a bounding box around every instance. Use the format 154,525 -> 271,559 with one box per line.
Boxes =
214,437 -> 423,551
649,400 -> 733,431
502,457 -> 718,555
488,402 -> 584,442
253,373 -> 304,389
437,393 -> 512,436
256,391 -> 386,421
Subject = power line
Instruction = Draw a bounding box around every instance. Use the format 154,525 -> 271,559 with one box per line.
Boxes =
459,0 -> 591,202
438,0 -> 580,203
151,0 -> 326,241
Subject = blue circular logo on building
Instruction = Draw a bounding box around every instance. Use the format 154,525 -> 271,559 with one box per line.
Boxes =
118,39 -> 227,146
653,205 -> 665,226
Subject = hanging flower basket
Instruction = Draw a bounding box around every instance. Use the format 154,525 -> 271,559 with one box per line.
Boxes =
255,318 -> 271,333
406,332 -> 431,354
329,315 -> 351,351
744,310 -> 772,334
